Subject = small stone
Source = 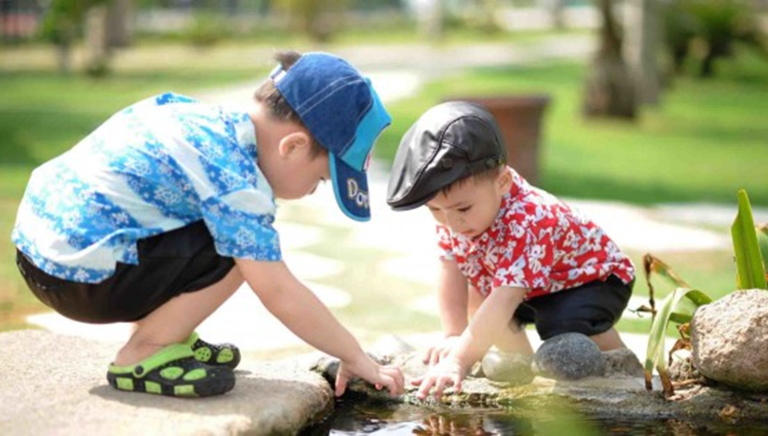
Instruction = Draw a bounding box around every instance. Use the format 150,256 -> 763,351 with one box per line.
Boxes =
481,349 -> 534,386
668,349 -> 700,382
532,333 -> 605,380
603,347 -> 644,377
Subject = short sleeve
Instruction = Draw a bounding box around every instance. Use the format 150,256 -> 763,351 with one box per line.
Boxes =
491,214 -> 555,292
435,224 -> 455,261
201,190 -> 281,261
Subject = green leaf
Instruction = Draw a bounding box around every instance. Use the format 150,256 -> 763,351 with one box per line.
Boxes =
731,189 -> 767,290
644,287 -> 713,397
757,225 -> 768,272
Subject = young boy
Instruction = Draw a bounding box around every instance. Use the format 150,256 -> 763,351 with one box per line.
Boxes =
386,101 -> 634,400
12,51 -> 404,398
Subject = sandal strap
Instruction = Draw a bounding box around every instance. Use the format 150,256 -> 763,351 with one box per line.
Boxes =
183,331 -> 201,346
109,344 -> 194,378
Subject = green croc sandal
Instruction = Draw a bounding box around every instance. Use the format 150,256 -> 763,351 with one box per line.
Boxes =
185,332 -> 241,370
107,344 -> 235,397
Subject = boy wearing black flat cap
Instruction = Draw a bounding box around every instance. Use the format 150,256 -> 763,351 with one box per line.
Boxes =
387,101 -> 635,400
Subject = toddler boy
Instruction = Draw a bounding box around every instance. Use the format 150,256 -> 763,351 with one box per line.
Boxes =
13,51 -> 404,398
386,101 -> 634,400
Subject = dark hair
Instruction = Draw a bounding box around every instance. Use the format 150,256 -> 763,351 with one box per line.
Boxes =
254,50 -> 325,158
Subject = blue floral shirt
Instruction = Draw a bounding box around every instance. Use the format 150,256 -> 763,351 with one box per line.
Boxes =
12,92 -> 281,284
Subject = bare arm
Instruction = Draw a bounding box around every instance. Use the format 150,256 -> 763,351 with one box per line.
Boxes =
450,286 -> 527,371
423,259 -> 469,365
437,258 -> 469,336
235,258 -> 404,396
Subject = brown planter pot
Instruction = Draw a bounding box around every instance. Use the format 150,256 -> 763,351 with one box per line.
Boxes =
444,95 -> 551,185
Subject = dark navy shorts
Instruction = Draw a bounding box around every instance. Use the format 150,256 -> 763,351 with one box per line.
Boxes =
512,275 -> 633,340
16,221 -> 236,324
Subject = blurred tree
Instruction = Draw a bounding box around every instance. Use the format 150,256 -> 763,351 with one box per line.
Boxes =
421,0 -> 443,40
583,0 -> 637,119
271,0 -> 350,42
542,0 -> 567,30
41,0 -> 113,75
626,0 -> 661,105
106,0 -> 134,47
663,0 -> 768,78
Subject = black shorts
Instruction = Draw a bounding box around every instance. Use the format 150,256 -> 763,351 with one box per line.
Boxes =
512,275 -> 633,340
16,221 -> 236,324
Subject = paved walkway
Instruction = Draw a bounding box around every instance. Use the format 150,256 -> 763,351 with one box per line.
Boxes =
26,39 -> 768,364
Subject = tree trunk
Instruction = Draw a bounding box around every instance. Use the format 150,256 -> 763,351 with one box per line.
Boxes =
542,0 -> 567,30
56,40 -> 73,75
85,4 -> 110,76
420,0 -> 443,41
626,0 -> 661,106
106,0 -> 134,48
583,0 -> 637,119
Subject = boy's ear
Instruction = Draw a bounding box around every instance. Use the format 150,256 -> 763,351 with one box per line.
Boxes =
496,167 -> 512,193
277,131 -> 312,158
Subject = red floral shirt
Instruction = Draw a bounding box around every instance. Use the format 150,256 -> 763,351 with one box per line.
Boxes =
437,169 -> 634,300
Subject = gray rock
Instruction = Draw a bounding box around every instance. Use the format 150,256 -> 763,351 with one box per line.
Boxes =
370,334 -> 417,357
480,349 -> 534,386
532,333 -> 605,380
0,330 -> 333,436
691,289 -> 768,392
603,347 -> 644,377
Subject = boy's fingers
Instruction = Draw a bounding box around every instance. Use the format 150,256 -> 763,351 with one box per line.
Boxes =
421,348 -> 432,364
417,377 -> 435,399
335,373 -> 349,397
411,376 -> 424,386
433,377 -> 448,399
453,375 -> 463,394
429,351 -> 440,367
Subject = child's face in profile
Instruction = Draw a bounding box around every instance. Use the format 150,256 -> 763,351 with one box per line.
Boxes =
272,146 -> 331,200
425,171 -> 510,239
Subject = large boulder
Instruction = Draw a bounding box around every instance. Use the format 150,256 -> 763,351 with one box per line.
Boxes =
691,289 -> 768,392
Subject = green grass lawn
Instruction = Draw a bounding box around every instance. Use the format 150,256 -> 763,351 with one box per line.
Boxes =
1,41 -> 766,336
378,52 -> 768,206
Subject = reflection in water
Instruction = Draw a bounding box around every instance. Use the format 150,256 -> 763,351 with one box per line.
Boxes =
301,397 -> 768,435
411,413 -> 528,435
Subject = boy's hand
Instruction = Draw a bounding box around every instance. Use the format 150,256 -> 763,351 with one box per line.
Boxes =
335,353 -> 404,397
411,356 -> 467,401
422,335 -> 461,367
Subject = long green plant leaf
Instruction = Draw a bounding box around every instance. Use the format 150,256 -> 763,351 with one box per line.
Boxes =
731,189 -> 767,290
757,224 -> 768,276
644,287 -> 713,397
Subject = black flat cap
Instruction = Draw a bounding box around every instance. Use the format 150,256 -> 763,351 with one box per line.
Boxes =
386,101 -> 507,211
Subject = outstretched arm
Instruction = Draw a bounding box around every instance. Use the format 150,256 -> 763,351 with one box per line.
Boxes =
414,285 -> 527,400
422,259 -> 469,366
235,258 -> 404,396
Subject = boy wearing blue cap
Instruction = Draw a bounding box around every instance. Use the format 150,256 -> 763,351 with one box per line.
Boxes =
387,101 -> 635,400
12,51 -> 404,398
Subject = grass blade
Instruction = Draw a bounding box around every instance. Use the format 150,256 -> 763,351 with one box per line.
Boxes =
731,189 -> 767,289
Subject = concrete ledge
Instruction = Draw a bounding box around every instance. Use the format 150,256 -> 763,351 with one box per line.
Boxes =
0,330 -> 333,435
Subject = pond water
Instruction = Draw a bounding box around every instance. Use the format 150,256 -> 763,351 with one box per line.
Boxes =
301,398 -> 768,435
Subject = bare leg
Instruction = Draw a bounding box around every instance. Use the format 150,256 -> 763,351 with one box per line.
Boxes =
468,286 -> 534,355
590,327 -> 627,351
114,267 -> 244,366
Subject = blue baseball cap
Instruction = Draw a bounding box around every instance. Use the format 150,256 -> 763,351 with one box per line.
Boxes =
271,52 -> 391,222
